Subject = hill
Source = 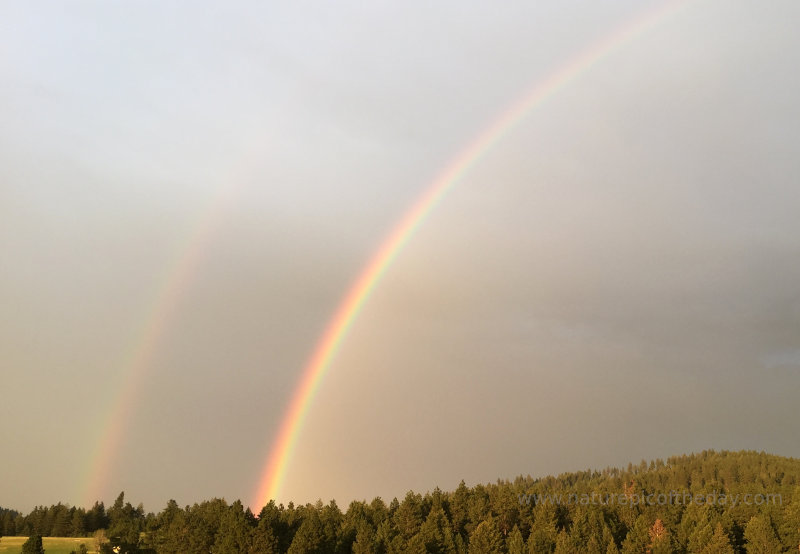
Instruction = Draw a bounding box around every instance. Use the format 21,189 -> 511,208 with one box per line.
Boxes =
2,450 -> 799,552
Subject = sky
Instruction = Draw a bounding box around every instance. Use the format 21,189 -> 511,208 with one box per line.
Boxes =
2,0 -> 799,514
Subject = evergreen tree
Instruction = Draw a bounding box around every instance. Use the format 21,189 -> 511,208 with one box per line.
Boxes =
688,520 -> 714,552
21,534 -> 45,554
778,485 -> 800,551
71,509 -> 86,537
212,500 -> 253,554
106,492 -> 144,551
51,503 -> 71,536
507,525 -> 525,554
5,450 -> 800,554
352,521 -> 377,554
257,500 -> 292,552
318,500 -> 342,552
287,509 -> 326,554
584,534 -> 606,554
620,515 -> 650,554
250,518 -> 280,554
491,485 -> 520,536
85,502 -> 108,532
373,519 -> 397,553
153,504 -> 188,554
466,486 -> 491,536
527,517 -> 557,553
413,506 -> 457,554
700,523 -> 734,554
393,492 -> 425,541
552,529 -> 573,554
449,481 -> 470,540
469,517 -> 504,554
743,515 -> 781,553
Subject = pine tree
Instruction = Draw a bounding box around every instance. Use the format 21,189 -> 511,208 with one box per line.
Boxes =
699,523 -> 734,554
212,500 -> 253,554
552,529 -> 574,554
527,517 -> 557,553
621,515 -> 650,554
743,515 -> 781,554
287,509 -> 326,554
51,503 -> 71,536
688,520 -> 713,552
469,517 -> 504,554
85,502 -> 108,532
507,525 -> 525,554
413,507 -> 457,554
466,486 -> 492,536
21,534 -> 45,554
778,485 -> 800,551
352,522 -> 377,554
393,492 -> 425,541
450,481 -> 470,539
250,517 -> 279,554
602,525 -> 620,554
71,510 -> 86,537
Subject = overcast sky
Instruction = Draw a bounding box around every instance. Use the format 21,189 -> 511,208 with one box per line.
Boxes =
2,0 -> 799,513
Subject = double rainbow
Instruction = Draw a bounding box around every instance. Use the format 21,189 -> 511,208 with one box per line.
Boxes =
81,1 -> 687,510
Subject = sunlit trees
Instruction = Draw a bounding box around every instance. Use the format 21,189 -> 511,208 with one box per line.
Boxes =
468,517 -> 504,554
743,514 -> 782,553
506,525 -> 525,554
526,510 -> 558,553
287,508 -> 326,553
412,506 -> 457,554
2,450 -> 799,553
647,518 -> 675,554
106,492 -> 145,551
700,522 -> 735,554
778,485 -> 800,551
212,500 -> 252,554
392,491 -> 425,549
620,515 -> 650,554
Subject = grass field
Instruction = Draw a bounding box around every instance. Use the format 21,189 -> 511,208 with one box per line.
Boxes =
0,536 -> 96,554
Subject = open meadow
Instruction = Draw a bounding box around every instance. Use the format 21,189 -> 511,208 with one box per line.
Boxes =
0,537 -> 95,554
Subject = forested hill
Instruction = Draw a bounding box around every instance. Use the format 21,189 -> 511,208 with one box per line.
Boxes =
3,450 -> 800,553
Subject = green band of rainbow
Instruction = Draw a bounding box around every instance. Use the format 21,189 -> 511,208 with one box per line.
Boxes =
251,0 -> 686,510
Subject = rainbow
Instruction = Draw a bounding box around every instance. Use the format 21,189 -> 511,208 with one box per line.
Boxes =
251,1 -> 688,510
80,145 -> 262,507
82,237 -> 206,507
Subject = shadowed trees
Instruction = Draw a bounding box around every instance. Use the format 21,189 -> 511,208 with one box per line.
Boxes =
21,534 -> 44,554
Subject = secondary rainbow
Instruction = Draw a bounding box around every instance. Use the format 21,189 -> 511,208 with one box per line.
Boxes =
251,0 -> 688,510
80,139 -> 267,507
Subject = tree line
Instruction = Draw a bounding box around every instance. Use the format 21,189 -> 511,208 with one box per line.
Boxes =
1,450 -> 799,553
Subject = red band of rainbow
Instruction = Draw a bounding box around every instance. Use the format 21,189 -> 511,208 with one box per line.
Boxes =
251,0 -> 687,510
